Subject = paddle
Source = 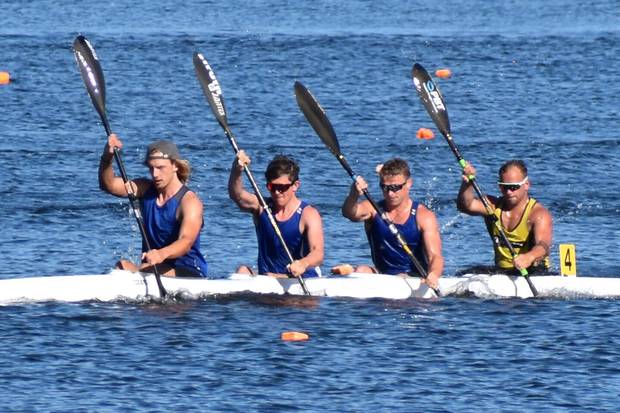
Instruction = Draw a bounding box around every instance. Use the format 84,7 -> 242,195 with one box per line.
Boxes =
193,52 -> 310,296
72,35 -> 167,299
411,62 -> 538,297
294,81 -> 440,297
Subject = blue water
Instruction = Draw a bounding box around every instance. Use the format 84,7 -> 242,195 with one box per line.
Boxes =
1,0 -> 619,411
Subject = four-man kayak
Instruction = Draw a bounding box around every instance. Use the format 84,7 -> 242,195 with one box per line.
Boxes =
1,270 -> 619,304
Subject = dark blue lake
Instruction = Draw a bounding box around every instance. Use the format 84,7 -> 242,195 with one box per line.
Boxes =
1,0 -> 619,411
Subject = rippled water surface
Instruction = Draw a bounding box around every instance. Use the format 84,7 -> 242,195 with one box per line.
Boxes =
1,0 -> 619,411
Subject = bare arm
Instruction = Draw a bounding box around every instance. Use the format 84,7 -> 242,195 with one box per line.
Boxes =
227,150 -> 261,213
288,205 -> 324,277
142,192 -> 204,265
98,133 -> 147,197
456,162 -> 496,216
341,176 -> 375,222
513,204 -> 553,270
417,205 -> 444,288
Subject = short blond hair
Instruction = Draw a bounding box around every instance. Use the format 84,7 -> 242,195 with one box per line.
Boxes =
378,158 -> 410,179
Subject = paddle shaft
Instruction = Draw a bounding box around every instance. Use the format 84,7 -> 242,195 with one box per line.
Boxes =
193,53 -> 310,295
73,35 -> 167,298
224,125 -> 300,267
102,111 -> 168,300
445,132 -> 538,295
412,63 -> 537,296
227,132 -> 311,297
337,153 -> 430,279
293,82 -> 440,297
443,130 -> 520,256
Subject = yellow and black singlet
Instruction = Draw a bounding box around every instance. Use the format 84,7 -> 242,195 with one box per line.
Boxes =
484,197 -> 550,272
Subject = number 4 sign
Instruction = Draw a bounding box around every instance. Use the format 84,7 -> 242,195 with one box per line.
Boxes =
560,244 -> 577,276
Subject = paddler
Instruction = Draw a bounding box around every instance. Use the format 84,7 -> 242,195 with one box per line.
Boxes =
456,159 -> 553,274
341,158 -> 444,289
228,151 -> 324,278
99,134 -> 208,277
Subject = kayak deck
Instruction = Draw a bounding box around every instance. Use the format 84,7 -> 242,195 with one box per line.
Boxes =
1,270 -> 620,304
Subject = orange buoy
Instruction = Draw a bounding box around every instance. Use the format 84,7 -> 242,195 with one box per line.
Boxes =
416,128 -> 435,140
281,331 -> 309,341
435,68 -> 452,79
0,71 -> 10,85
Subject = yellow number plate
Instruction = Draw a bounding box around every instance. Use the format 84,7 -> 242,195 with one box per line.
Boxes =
560,244 -> 577,276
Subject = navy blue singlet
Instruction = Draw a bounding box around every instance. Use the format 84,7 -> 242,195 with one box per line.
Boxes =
140,185 -> 208,277
255,199 -> 319,277
365,200 -> 428,276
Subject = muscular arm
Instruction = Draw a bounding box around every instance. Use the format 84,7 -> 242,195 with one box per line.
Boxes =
341,176 -> 375,222
456,180 -> 497,216
513,204 -> 553,270
417,205 -> 444,287
142,192 -> 204,265
288,206 -> 324,277
98,133 -> 146,198
227,151 -> 260,213
456,163 -> 496,216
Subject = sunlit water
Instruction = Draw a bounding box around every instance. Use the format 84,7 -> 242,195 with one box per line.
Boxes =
1,0 -> 619,411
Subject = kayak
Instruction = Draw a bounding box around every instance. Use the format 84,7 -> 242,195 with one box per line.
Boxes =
0,270 -> 433,304
1,270 -> 620,304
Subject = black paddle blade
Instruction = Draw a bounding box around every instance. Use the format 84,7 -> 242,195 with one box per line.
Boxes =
73,35 -> 110,135
411,63 -> 451,137
73,35 -> 108,131
193,52 -> 228,129
294,81 -> 341,155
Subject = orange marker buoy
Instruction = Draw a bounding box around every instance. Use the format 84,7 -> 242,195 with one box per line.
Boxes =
435,68 -> 452,79
416,128 -> 435,140
0,71 -> 10,85
281,331 -> 309,341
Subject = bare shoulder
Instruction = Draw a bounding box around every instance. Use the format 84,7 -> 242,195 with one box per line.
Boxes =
416,203 -> 438,220
530,201 -> 552,222
301,203 -> 322,222
416,203 -> 440,229
181,190 -> 204,211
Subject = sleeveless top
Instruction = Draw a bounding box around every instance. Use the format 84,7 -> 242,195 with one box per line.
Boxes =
255,199 -> 320,277
484,197 -> 550,271
140,185 -> 208,277
365,200 -> 428,276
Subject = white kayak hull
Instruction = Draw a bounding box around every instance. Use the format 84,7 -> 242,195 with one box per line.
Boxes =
1,270 -> 619,304
0,270 -> 436,304
441,273 -> 620,299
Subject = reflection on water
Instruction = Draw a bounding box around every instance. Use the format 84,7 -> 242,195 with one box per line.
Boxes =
212,293 -> 321,309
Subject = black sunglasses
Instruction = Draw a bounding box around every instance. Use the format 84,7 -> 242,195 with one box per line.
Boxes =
379,182 -> 407,192
266,182 -> 294,193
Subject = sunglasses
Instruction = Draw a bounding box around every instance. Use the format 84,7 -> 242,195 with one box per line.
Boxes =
379,182 -> 407,193
266,182 -> 295,193
498,176 -> 528,192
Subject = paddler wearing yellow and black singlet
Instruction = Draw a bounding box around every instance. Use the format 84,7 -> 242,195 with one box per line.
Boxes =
456,159 -> 553,274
